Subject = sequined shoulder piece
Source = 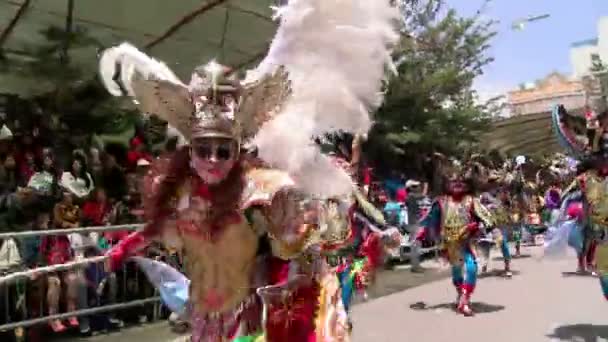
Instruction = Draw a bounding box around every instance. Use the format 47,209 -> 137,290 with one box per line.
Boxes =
241,168 -> 296,209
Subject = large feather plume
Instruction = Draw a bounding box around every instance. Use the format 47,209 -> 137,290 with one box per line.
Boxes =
98,43 -> 194,139
99,43 -> 186,96
249,0 -> 401,198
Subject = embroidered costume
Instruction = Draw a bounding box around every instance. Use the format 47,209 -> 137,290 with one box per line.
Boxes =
416,163 -> 493,316
98,1 -> 400,340
546,104 -> 608,300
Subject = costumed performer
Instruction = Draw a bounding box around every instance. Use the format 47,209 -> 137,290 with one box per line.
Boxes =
322,155 -> 401,330
415,162 -> 494,316
97,0 -> 401,340
477,171 -> 513,277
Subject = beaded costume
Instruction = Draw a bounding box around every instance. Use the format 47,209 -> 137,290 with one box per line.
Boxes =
98,1 -> 400,341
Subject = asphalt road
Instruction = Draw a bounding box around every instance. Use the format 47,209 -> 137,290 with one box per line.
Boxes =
53,257 -> 450,342
353,246 -> 605,342
53,244 -> 602,342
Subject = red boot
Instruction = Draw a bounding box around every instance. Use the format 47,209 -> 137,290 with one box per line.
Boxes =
504,260 -> 512,278
454,286 -> 462,307
457,286 -> 474,317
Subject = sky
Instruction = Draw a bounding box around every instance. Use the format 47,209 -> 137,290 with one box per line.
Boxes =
447,0 -> 608,100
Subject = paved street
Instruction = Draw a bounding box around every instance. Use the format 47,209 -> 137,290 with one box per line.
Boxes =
353,246 -> 606,342
57,245 -> 606,342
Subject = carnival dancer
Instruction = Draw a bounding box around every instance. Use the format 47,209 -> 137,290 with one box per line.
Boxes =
97,1 -> 400,340
325,188 -> 401,331
556,162 -> 603,276
477,172 -> 513,277
508,160 -> 544,255
548,104 -> 608,298
322,155 -> 401,331
544,183 -> 562,227
415,163 -> 494,316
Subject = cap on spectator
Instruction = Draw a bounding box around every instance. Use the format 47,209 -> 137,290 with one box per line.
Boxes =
405,180 -> 421,188
0,124 -> 12,140
137,158 -> 151,167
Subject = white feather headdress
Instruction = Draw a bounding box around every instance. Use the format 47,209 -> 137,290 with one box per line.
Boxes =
248,0 -> 400,197
98,0 -> 400,198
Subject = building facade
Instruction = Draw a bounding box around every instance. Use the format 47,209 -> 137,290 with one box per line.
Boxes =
570,16 -> 608,78
507,72 -> 587,117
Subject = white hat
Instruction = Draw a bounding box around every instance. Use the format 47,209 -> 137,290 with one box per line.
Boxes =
515,155 -> 526,166
137,158 -> 151,167
405,180 -> 421,188
0,124 -> 12,140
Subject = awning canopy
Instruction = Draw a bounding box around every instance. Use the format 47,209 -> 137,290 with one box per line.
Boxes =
0,0 -> 278,96
481,107 -> 586,157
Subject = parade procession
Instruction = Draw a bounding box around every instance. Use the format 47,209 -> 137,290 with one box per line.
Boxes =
0,0 -> 608,341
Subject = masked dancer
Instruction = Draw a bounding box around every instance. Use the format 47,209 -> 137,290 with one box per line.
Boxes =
415,162 -> 494,316
97,1 -> 400,340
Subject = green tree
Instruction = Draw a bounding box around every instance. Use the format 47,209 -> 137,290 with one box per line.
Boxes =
366,0 -> 498,171
590,53 -> 608,111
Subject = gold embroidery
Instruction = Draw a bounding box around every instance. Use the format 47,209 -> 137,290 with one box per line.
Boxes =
440,197 -> 471,263
585,172 -> 608,226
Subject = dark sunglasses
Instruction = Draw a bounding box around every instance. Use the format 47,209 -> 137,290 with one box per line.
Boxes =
192,141 -> 234,161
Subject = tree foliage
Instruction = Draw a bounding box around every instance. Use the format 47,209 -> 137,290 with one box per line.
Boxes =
590,53 -> 608,111
366,0 -> 498,171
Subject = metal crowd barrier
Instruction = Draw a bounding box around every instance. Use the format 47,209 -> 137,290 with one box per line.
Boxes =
0,224 -> 174,333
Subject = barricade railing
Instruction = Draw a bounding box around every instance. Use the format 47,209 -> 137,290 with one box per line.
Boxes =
0,224 -> 173,333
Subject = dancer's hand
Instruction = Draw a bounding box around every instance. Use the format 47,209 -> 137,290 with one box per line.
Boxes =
466,222 -> 479,234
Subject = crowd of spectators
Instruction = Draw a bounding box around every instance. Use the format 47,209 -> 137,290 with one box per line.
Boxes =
0,108 -> 179,341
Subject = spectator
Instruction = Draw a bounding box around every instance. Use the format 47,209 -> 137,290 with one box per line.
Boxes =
40,230 -> 81,331
101,153 -> 127,201
0,187 -> 38,233
383,196 -> 406,229
18,151 -> 36,186
126,136 -> 151,171
0,124 -> 13,158
89,147 -> 104,186
20,208 -> 51,269
53,192 -> 80,229
82,188 -> 111,227
60,152 -> 94,200
404,180 -> 425,226
27,150 -> 58,198
0,155 -> 18,194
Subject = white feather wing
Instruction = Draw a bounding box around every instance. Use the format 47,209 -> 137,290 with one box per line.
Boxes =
99,43 -> 193,139
249,0 -> 400,197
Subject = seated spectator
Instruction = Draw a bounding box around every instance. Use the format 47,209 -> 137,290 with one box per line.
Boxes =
82,188 -> 111,227
19,208 -> 51,269
54,191 -> 80,229
18,151 -> 36,186
60,151 -> 94,200
27,150 -> 58,199
40,223 -> 81,332
101,153 -> 127,201
126,136 -> 151,172
89,147 -> 103,186
0,187 -> 38,233
0,155 -> 18,194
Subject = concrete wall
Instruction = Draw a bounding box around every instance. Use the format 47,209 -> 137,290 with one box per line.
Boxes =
570,16 -> 608,77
